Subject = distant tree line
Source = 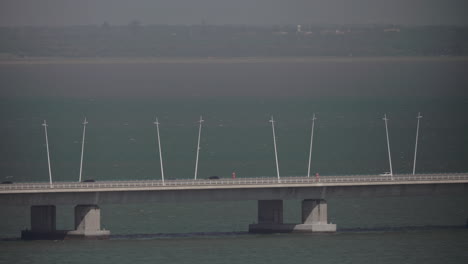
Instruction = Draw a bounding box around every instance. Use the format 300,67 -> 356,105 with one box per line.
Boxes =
0,24 -> 467,58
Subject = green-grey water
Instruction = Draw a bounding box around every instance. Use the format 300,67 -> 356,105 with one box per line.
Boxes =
0,58 -> 467,263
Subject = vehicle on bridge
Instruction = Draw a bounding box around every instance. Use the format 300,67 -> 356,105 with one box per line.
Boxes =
379,172 -> 392,176
82,179 -> 95,182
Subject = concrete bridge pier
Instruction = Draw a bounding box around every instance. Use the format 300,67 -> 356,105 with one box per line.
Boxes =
21,205 -> 63,239
21,204 -> 109,239
294,199 -> 337,232
249,200 -> 285,233
249,199 -> 336,233
67,204 -> 110,238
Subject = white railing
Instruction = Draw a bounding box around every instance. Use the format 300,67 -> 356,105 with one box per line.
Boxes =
1,173 -> 468,192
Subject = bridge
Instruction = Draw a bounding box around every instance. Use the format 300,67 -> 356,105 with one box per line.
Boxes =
5,113 -> 461,238
1,173 -> 467,239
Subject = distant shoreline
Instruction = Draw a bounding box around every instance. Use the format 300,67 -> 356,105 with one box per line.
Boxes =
1,56 -> 467,65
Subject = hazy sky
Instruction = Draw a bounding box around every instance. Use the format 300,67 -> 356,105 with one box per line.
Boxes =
0,0 -> 467,26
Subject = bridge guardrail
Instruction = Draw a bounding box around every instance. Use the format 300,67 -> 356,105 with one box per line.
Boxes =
1,174 -> 467,192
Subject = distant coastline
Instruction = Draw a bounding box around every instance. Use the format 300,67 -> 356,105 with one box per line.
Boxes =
1,56 -> 468,65
2,25 -> 466,59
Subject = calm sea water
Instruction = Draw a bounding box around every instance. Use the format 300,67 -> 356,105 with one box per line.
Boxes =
0,58 -> 467,263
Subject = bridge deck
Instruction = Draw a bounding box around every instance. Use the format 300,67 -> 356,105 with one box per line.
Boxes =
1,173 -> 468,194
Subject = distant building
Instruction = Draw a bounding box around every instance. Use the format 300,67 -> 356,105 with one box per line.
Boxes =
335,29 -> 345,35
273,31 -> 288,35
384,28 -> 400,33
320,29 -> 345,35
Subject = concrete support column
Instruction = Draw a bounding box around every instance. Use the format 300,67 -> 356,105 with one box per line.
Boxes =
302,199 -> 328,224
258,200 -> 283,224
30,205 -> 56,232
249,200 -> 285,233
22,205 -> 63,239
74,205 -> 101,232
249,199 -> 337,233
67,204 -> 110,238
295,199 -> 336,232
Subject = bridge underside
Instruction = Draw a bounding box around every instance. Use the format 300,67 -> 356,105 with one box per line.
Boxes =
2,181 -> 466,239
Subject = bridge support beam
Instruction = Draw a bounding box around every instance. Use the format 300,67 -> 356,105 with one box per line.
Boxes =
249,199 -> 336,233
67,205 -> 110,238
258,200 -> 284,224
249,200 -> 285,233
22,204 -> 110,239
30,205 -> 56,232
21,205 -> 63,239
294,199 -> 336,232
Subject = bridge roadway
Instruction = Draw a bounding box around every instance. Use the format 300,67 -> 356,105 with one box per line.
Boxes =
2,173 -> 468,192
1,173 -> 467,238
0,173 -> 467,205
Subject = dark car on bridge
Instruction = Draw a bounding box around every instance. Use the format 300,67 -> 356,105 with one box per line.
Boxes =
82,179 -> 95,182
207,176 -> 220,180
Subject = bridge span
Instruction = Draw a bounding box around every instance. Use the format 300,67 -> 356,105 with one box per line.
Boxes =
1,173 -> 467,239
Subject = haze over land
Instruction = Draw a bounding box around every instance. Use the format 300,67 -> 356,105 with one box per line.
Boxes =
1,24 -> 467,58
1,0 -> 467,59
1,0 -> 467,26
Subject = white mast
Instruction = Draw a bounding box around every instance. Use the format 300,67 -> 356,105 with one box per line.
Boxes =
194,116 -> 204,180
382,114 -> 393,180
78,117 -> 88,182
42,120 -> 53,185
412,112 -> 423,175
269,116 -> 280,182
154,117 -> 165,185
307,113 -> 317,177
